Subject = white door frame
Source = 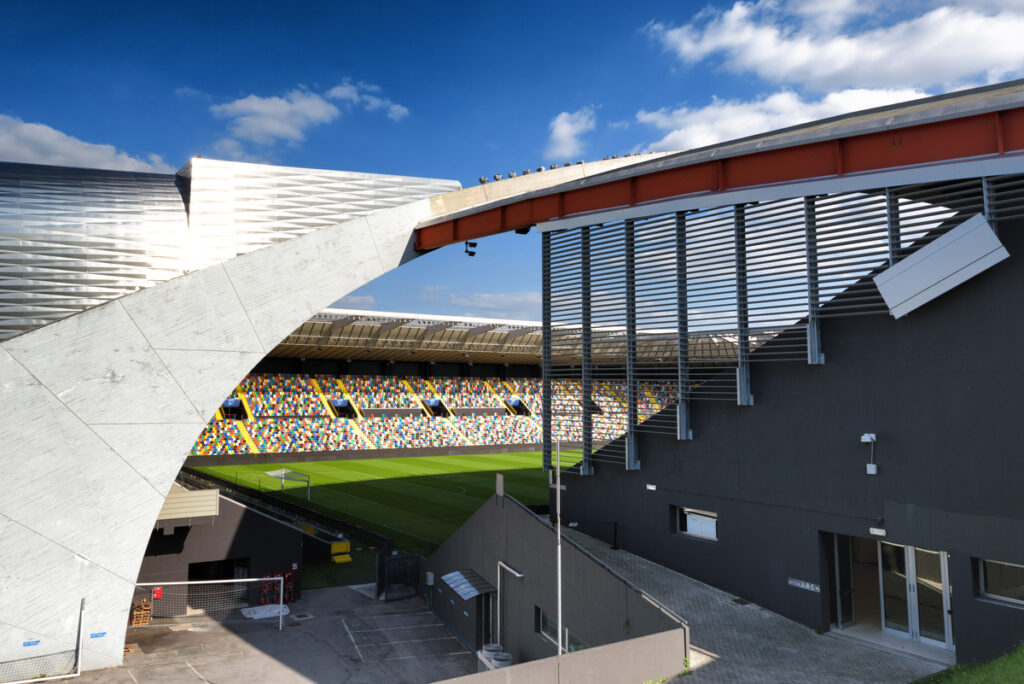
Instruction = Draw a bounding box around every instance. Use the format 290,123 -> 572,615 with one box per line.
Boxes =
877,541 -> 954,650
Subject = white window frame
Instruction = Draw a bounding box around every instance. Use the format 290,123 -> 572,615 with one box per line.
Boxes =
534,606 -> 586,652
978,558 -> 1024,607
678,506 -> 718,541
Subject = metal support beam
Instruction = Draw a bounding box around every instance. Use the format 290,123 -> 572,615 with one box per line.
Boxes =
734,205 -> 754,405
542,231 -> 552,471
804,197 -> 825,365
675,211 -> 692,440
983,176 -> 997,234
625,219 -> 640,469
886,188 -> 900,266
580,225 -> 594,476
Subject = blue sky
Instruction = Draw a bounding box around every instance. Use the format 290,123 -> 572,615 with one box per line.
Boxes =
3,1 -> 1023,320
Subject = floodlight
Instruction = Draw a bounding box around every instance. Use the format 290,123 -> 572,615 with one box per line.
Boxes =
478,176 -> 488,184
493,173 -> 503,181
860,433 -> 876,443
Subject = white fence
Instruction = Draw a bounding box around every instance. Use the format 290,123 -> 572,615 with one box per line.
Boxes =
132,578 -> 285,631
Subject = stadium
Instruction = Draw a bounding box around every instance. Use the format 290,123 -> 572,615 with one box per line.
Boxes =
5,80 -> 1024,682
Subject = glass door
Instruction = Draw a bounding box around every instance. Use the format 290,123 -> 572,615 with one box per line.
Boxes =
877,542 -> 953,649
879,542 -> 911,635
914,547 -> 951,647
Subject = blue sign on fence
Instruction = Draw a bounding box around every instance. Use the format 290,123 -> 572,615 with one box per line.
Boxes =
90,632 -> 107,639
23,640 -> 40,647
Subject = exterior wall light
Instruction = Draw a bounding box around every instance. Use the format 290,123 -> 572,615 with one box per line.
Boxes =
861,433 -> 878,475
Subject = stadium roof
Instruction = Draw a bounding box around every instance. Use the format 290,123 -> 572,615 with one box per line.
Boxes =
269,308 -> 544,365
269,308 -> 755,366
416,79 -> 1024,250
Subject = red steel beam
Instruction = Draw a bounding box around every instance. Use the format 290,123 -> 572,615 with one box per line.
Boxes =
415,108 -> 1024,252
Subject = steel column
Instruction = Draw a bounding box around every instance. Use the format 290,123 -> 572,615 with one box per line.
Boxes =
804,197 -> 825,365
580,225 -> 594,476
886,188 -> 901,266
542,231 -> 553,470
625,219 -> 640,469
983,176 -> 996,233
734,205 -> 754,405
675,212 -> 692,440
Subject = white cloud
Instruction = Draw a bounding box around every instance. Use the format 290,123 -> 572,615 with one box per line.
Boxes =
449,292 -> 542,320
0,115 -> 174,172
646,2 -> 1024,91
387,103 -> 410,121
417,284 -> 448,302
638,87 -> 924,151
210,89 -> 339,145
545,107 -> 597,160
209,80 -> 409,157
174,86 -> 205,98
325,80 -> 410,121
212,137 -> 268,163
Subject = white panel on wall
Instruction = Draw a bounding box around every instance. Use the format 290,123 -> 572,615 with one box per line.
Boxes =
874,213 -> 1009,319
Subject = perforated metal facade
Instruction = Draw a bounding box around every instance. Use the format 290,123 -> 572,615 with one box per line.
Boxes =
0,159 -> 460,340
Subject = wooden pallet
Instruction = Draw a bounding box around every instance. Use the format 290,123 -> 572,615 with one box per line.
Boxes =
129,600 -> 151,627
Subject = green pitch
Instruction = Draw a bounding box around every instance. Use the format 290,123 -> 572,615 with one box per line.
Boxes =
196,451 -> 580,555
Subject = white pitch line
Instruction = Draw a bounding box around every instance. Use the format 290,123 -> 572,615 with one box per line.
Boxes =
185,661 -> 210,683
357,636 -> 460,647
370,651 -> 475,662
347,622 -> 442,634
341,619 -> 365,662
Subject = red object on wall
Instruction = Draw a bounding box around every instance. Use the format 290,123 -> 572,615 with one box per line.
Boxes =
152,587 -> 162,600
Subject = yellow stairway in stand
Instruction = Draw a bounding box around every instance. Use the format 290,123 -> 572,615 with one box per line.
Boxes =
402,379 -> 431,415
484,379 -> 515,414
233,385 -> 259,454
328,377 -> 373,448
310,377 -> 336,415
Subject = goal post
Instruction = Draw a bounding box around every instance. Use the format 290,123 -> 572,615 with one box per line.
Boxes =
264,468 -> 311,500
133,578 -> 284,631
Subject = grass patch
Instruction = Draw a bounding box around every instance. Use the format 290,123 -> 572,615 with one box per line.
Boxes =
197,451 -> 576,556
913,642 -> 1024,683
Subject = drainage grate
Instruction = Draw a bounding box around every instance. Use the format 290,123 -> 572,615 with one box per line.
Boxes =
733,598 -> 751,606
292,613 -> 315,621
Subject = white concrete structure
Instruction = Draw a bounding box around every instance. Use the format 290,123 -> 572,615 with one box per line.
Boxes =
0,154 -> 658,675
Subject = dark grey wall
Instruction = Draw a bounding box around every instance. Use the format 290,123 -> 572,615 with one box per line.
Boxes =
139,497 -> 305,599
562,219 -> 1024,664
425,494 -> 679,663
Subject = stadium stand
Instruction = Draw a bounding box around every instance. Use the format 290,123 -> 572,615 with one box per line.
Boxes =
243,374 -> 328,417
452,415 -> 542,445
191,419 -> 251,456
429,376 -> 506,409
186,372 -> 683,456
359,415 -> 464,449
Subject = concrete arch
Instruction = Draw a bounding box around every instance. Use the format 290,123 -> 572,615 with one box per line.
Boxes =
0,197 -> 436,670
0,153 -> 661,672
